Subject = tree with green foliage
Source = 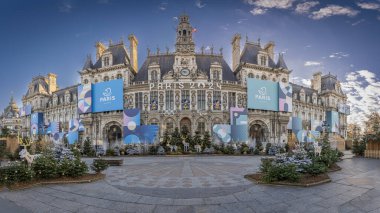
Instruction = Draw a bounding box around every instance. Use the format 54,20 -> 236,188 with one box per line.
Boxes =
193,131 -> 202,147
161,130 -> 170,146
181,125 -> 189,138
170,127 -> 182,146
202,131 -> 211,149
83,137 -> 95,157
0,127 -> 10,137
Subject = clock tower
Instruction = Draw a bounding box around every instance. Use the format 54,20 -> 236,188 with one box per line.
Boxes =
175,14 -> 195,53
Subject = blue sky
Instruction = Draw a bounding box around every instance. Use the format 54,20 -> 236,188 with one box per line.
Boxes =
0,0 -> 379,125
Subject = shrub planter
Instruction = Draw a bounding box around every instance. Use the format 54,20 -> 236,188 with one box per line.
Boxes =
4,173 -> 105,191
245,173 -> 331,187
94,158 -> 123,166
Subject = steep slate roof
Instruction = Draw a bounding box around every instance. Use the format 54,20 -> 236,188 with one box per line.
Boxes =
46,84 -> 79,108
291,83 -> 318,103
82,55 -> 94,70
321,73 -> 343,94
276,54 -> 288,69
91,43 -> 130,69
134,54 -> 237,82
240,42 -> 276,68
25,76 -> 49,97
134,54 -> 175,82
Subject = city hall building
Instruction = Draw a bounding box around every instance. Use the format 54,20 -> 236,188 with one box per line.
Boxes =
16,14 -> 349,149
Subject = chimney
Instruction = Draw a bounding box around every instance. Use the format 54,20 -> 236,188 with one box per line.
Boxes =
231,34 -> 241,71
47,73 -> 57,94
311,72 -> 322,93
128,34 -> 139,72
264,41 -> 275,61
95,42 -> 106,61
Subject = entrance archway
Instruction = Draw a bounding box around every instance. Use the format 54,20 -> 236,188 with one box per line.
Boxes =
180,117 -> 191,134
103,122 -> 122,149
249,120 -> 269,145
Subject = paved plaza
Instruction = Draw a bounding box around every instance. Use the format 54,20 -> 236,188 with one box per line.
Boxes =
0,156 -> 379,213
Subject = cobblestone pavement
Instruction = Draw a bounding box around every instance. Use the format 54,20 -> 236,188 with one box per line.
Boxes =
0,156 -> 379,213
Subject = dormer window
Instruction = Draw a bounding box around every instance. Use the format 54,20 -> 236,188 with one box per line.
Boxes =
151,70 -> 158,82
104,57 -> 110,67
213,70 -> 221,81
84,79 -> 89,84
260,56 -> 267,66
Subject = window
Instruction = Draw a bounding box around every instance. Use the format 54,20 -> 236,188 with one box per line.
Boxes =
84,79 -> 89,84
248,73 -> 254,78
213,91 -> 221,110
165,90 -> 174,110
197,90 -> 206,110
116,74 -> 122,79
104,57 -> 110,67
103,76 -> 109,81
151,70 -> 158,81
150,91 -> 158,110
213,70 -> 220,80
261,75 -> 267,80
228,92 -> 236,108
198,122 -> 205,135
135,92 -> 143,110
282,78 -> 287,83
182,90 -> 190,110
260,56 -> 267,66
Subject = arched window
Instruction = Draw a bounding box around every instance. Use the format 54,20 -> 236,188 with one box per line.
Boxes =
256,75 -> 260,79
248,73 -> 254,78
116,74 -> 122,79
151,70 -> 158,81
84,79 -> 89,84
282,78 -> 287,83
104,76 -> 109,82
261,75 -> 267,80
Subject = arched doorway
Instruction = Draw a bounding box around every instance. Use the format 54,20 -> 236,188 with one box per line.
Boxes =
103,122 -> 122,149
180,117 -> 191,134
249,120 -> 269,145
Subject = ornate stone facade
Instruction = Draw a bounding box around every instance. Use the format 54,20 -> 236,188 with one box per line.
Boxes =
14,14 -> 348,149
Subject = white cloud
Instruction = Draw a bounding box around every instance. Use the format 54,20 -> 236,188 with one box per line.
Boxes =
329,52 -> 350,59
310,5 -> 359,20
237,19 -> 248,24
246,0 -> 295,9
341,70 -> 380,127
250,8 -> 267,15
292,77 -> 312,87
304,61 -> 321,66
351,19 -> 365,26
357,2 -> 380,10
195,0 -> 206,8
59,1 -> 72,13
305,45 -> 312,48
295,1 -> 319,14
159,2 -> 168,11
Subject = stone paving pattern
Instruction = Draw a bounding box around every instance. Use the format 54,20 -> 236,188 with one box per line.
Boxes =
0,156 -> 379,213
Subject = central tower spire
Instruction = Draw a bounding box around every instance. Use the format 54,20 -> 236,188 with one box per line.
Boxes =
175,14 -> 195,53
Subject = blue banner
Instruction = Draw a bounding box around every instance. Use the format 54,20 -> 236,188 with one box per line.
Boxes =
78,84 -> 92,114
247,78 -> 279,111
20,104 -> 32,117
66,131 -> 78,144
123,125 -> 159,144
92,79 -> 124,113
326,111 -> 339,133
31,113 -> 44,135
